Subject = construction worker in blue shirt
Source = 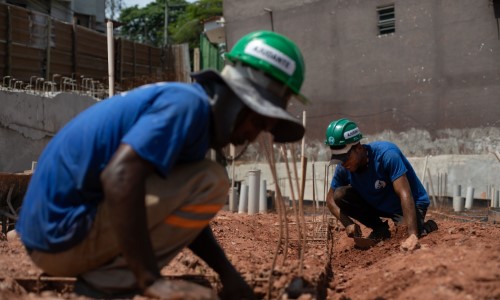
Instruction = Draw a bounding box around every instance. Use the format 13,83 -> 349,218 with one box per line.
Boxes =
16,31 -> 309,299
324,118 -> 437,251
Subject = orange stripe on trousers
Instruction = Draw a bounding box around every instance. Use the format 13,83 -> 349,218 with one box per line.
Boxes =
164,215 -> 211,228
180,204 -> 223,213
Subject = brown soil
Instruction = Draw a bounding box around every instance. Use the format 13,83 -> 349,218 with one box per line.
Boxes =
1,207 -> 499,300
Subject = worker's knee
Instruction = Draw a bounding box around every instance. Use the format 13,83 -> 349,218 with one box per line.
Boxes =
199,160 -> 230,203
145,159 -> 229,207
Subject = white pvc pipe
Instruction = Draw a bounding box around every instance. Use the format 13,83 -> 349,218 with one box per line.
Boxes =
238,184 -> 248,214
247,170 -> 260,215
228,187 -> 237,212
465,186 -> 474,210
229,145 -> 236,212
107,21 -> 114,97
301,111 -> 306,159
259,179 -> 267,213
492,188 -> 498,208
494,190 -> 500,208
453,196 -> 464,212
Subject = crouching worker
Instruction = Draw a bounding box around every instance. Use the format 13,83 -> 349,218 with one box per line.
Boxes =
324,118 -> 437,251
16,31 -> 309,299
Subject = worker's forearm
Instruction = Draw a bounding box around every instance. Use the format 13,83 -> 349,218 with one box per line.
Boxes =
101,146 -> 159,290
326,188 -> 340,218
326,188 -> 353,228
400,196 -> 418,236
393,175 -> 419,237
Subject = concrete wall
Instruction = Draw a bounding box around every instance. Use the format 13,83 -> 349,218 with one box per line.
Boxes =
230,153 -> 500,204
223,0 -> 500,148
0,90 -> 97,172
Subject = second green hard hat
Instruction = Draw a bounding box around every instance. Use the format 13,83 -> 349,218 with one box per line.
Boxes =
325,118 -> 363,153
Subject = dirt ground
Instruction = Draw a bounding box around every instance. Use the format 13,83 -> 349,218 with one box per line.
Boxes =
0,206 -> 499,300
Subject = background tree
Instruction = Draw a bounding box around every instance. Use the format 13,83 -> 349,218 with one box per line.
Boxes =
118,0 -> 186,46
106,0 -> 125,21
169,0 -> 222,49
118,0 -> 222,48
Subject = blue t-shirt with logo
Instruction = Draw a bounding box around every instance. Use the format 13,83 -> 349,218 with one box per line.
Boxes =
16,82 -> 212,252
330,141 -> 429,215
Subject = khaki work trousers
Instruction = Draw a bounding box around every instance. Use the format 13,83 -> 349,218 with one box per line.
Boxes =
30,159 -> 229,292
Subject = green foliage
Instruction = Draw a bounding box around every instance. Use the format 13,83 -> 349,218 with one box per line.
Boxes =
118,0 -> 222,49
105,0 -> 125,20
118,0 -> 188,47
170,0 -> 223,49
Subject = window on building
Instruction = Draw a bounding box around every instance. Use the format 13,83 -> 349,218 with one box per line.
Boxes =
6,0 -> 27,9
377,4 -> 395,35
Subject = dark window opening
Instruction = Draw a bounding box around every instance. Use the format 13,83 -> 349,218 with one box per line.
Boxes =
377,4 -> 395,35
6,0 -> 27,8
494,0 -> 500,39
493,0 -> 500,18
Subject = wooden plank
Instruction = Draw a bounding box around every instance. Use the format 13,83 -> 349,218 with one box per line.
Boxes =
0,275 -> 217,294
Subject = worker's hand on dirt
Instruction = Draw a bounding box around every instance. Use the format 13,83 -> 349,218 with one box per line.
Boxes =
345,223 -> 362,238
400,234 -> 420,252
143,278 -> 218,300
219,272 -> 256,300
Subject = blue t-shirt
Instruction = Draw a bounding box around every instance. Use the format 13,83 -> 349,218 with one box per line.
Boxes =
330,141 -> 429,215
16,82 -> 212,252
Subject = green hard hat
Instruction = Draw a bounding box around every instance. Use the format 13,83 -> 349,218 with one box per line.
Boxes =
324,118 -> 363,152
225,30 -> 308,103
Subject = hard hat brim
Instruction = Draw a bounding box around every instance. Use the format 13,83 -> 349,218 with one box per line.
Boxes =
191,68 -> 305,143
330,142 -> 359,155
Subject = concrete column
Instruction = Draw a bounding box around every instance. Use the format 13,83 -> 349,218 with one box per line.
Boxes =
229,145 -> 236,212
247,170 -> 260,215
259,179 -> 267,213
453,196 -> 465,212
494,190 -> 500,208
238,184 -> 248,214
465,186 -> 474,210
228,187 -> 238,212
492,188 -> 499,208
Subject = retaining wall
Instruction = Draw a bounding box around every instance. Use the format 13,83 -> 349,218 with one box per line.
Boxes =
229,154 -> 500,204
0,90 -> 97,172
1,89 -> 498,205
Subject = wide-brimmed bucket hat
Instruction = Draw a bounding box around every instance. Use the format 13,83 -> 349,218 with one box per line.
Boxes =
191,65 -> 305,143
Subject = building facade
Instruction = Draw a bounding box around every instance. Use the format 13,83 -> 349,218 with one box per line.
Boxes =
223,0 -> 500,154
2,0 -> 106,31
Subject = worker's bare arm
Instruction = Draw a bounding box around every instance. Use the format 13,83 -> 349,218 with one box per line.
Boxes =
326,188 -> 339,218
393,174 -> 418,237
100,143 -> 159,290
327,187 -> 361,237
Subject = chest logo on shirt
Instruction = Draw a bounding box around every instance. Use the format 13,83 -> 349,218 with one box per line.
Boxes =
374,180 -> 387,189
